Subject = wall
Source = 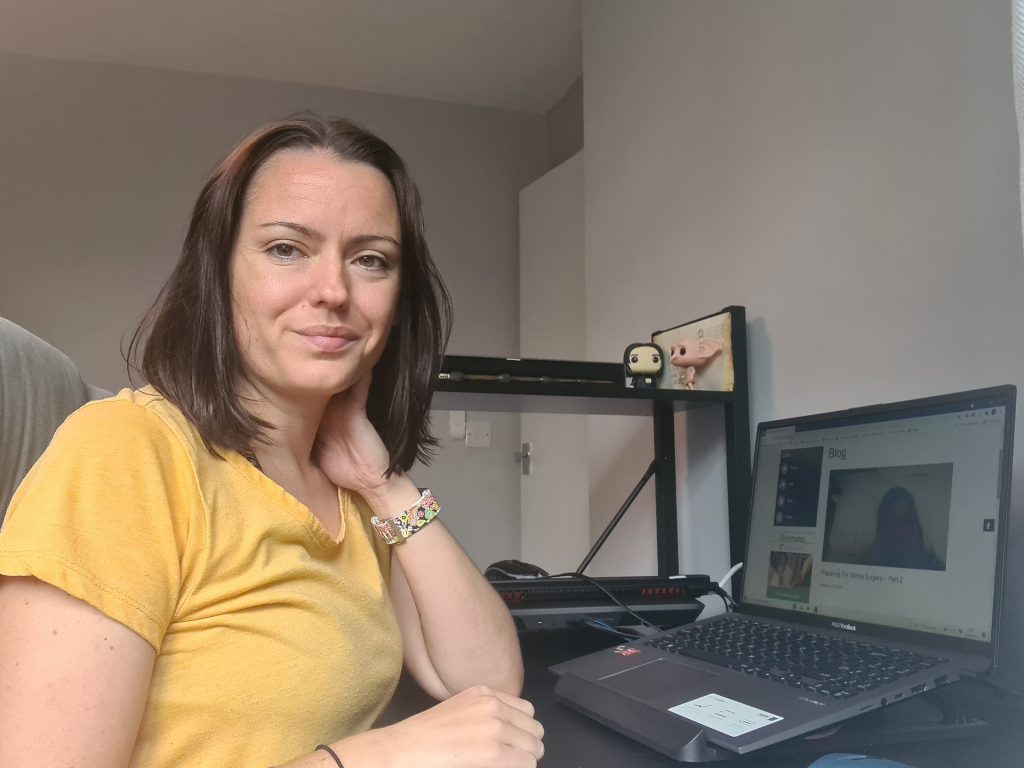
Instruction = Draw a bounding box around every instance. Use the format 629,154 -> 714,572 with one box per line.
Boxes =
518,152 -> 589,573
545,77 -> 584,169
0,51 -> 549,568
0,52 -> 547,383
582,0 -> 1024,682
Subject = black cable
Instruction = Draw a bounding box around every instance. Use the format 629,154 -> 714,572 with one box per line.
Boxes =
546,571 -> 661,631
582,618 -> 644,640
545,571 -> 736,628
709,584 -> 737,613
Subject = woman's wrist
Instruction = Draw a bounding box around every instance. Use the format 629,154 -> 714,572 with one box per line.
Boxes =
323,727 -> 389,768
357,474 -> 421,516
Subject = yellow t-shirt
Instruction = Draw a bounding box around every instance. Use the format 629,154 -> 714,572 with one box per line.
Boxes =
0,388 -> 402,767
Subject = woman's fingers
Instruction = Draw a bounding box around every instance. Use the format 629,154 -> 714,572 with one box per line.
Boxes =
450,687 -> 545,763
361,686 -> 544,768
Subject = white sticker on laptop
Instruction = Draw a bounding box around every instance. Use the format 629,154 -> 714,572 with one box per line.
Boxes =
668,694 -> 783,737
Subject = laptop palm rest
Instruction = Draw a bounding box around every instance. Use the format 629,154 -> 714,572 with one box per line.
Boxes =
600,657 -> 715,699
554,668 -> 730,762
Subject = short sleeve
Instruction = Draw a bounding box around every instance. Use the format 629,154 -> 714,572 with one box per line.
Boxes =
0,398 -> 198,651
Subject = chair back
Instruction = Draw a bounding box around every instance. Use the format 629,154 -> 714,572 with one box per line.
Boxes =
0,317 -> 108,522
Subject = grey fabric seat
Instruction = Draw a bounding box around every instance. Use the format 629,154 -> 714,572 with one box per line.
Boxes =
0,317 -> 108,522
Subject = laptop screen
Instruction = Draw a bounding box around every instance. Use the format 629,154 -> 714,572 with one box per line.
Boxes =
741,386 -> 1015,652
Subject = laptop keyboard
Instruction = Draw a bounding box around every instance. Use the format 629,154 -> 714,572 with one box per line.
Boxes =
644,616 -> 947,700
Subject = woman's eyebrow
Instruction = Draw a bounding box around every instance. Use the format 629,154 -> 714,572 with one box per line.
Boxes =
350,233 -> 402,248
258,222 -> 399,248
258,220 -> 327,241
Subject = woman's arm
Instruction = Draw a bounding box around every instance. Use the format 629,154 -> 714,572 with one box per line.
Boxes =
310,379 -> 542,767
315,379 -> 523,700
277,685 -> 543,768
2,576 -> 542,768
364,479 -> 524,699
0,576 -> 156,768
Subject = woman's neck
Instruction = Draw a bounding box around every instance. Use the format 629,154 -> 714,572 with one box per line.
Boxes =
237,381 -> 328,467
238,386 -> 345,534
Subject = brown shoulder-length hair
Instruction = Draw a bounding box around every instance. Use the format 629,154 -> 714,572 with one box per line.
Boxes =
128,114 -> 452,475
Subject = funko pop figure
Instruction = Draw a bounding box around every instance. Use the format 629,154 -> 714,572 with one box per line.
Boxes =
669,337 -> 722,389
624,342 -> 664,388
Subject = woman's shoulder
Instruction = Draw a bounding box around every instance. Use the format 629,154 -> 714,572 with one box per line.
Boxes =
62,386 -> 204,456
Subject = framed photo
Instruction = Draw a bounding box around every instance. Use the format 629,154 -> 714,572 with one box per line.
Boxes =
651,308 -> 736,392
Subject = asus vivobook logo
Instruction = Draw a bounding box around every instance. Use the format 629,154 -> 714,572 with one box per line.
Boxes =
831,621 -> 857,632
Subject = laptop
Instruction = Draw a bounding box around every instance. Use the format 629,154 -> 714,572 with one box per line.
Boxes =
552,385 -> 1016,759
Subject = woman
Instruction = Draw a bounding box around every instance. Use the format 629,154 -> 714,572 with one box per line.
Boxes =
861,486 -> 945,571
0,115 -> 544,767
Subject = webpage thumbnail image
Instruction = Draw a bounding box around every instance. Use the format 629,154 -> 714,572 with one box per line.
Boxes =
822,464 -> 951,572
774,447 -> 824,527
767,550 -> 813,603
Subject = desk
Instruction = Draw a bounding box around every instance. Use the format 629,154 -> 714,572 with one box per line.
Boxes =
383,626 -> 1022,767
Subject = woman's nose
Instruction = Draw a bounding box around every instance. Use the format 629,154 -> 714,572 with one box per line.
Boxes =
311,257 -> 349,307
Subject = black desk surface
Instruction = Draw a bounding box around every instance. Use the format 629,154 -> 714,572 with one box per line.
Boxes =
384,626 -> 1023,767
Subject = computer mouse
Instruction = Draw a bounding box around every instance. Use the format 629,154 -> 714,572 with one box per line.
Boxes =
807,754 -> 917,768
484,559 -> 549,580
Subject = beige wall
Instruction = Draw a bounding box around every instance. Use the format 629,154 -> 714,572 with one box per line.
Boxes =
0,52 -> 548,388
0,51 -> 550,570
582,0 -> 1024,679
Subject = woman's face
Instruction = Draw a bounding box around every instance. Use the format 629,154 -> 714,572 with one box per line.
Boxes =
879,499 -> 919,546
229,149 -> 402,403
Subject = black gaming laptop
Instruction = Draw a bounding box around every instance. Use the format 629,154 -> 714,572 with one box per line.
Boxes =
552,386 -> 1016,759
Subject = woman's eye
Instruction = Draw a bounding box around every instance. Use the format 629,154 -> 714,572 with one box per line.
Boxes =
268,243 -> 300,260
355,253 -> 388,271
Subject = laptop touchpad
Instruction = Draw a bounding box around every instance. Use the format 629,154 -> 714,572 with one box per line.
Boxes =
601,658 -> 717,700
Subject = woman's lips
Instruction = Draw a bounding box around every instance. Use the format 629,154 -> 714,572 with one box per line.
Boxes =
296,326 -> 358,353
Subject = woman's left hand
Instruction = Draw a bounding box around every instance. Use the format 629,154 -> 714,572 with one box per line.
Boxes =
315,374 -> 392,495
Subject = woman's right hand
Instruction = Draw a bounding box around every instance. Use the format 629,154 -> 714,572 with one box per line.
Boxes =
335,686 -> 544,768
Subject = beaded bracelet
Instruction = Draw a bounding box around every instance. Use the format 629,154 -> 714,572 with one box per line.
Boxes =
316,744 -> 345,767
370,489 -> 440,545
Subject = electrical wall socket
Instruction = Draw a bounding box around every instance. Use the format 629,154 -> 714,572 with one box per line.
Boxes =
448,410 -> 466,439
465,420 -> 491,448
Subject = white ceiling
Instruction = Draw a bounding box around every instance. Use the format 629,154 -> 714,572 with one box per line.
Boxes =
0,0 -> 582,114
